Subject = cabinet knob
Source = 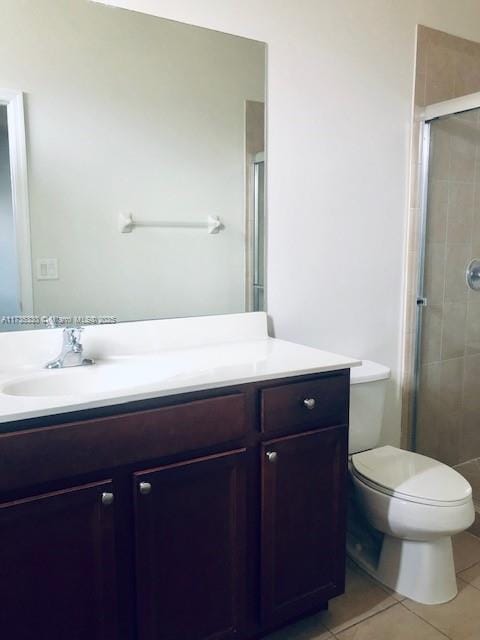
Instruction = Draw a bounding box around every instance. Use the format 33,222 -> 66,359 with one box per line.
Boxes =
139,482 -> 152,495
101,492 -> 114,506
303,397 -> 316,410
266,451 -> 277,463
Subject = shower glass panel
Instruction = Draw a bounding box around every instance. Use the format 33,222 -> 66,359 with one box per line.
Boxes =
415,108 -> 480,476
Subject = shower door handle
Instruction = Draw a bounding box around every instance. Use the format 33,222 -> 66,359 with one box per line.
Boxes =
416,297 -> 428,307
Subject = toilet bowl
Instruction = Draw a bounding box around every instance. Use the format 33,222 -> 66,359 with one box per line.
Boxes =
348,361 -> 475,604
350,445 -> 474,604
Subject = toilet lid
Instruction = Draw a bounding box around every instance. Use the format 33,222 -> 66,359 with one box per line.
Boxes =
351,445 -> 472,504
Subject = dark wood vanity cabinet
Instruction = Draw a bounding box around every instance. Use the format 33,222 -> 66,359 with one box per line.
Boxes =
134,450 -> 246,640
0,481 -> 118,640
261,426 -> 347,627
0,369 -> 349,640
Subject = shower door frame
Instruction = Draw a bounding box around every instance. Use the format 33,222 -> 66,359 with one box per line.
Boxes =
412,90 -> 480,451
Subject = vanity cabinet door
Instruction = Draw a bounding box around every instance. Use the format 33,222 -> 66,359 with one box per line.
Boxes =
0,480 -> 118,640
134,449 -> 246,640
261,426 -> 347,627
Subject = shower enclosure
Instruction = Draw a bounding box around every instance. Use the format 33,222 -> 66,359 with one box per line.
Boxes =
415,95 -> 480,517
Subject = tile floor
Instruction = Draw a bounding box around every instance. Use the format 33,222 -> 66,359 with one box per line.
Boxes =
266,532 -> 480,640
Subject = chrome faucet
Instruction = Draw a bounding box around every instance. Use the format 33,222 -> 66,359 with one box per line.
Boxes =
45,327 -> 95,369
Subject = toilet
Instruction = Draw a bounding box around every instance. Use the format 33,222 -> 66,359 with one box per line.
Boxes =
348,360 -> 475,605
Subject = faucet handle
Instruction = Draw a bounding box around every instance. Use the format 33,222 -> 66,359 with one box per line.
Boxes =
63,327 -> 83,347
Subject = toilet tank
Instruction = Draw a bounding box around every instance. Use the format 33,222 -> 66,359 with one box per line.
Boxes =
349,360 -> 391,454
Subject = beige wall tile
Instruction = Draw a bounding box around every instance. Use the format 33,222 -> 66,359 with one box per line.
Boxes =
463,355 -> 480,413
445,244 -> 470,303
336,603 -> 445,640
450,122 -> 476,182
441,303 -> 467,360
416,362 -> 441,458
472,187 -> 480,252
437,410 -> 461,465
401,331 -> 416,449
400,388 -> 413,450
461,409 -> 480,463
455,51 -> 480,96
465,301 -> 480,355
429,122 -> 450,181
420,304 -> 442,364
425,41 -> 456,103
447,182 -> 474,244
425,79 -> 456,105
426,179 -> 448,243
415,71 -> 426,107
440,357 -> 464,413
424,243 -> 446,305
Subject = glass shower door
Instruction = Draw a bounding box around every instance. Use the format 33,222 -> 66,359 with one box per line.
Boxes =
415,107 -> 480,470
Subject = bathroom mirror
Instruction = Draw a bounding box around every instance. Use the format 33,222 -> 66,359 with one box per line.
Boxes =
0,0 -> 266,331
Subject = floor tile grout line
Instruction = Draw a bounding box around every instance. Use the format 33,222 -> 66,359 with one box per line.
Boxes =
398,600 -> 454,640
323,600 -> 399,636
456,558 -> 480,573
457,569 -> 480,592
463,580 -> 480,593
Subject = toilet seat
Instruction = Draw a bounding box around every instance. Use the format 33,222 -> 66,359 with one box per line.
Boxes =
351,445 -> 472,507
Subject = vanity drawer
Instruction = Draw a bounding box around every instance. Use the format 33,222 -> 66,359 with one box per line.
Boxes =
0,392 -> 247,493
260,373 -> 349,434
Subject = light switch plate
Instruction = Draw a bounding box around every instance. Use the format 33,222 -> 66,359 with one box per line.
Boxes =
36,258 -> 59,280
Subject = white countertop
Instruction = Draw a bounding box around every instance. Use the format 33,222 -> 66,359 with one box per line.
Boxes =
0,313 -> 360,426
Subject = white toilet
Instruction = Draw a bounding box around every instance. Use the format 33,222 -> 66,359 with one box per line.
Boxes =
348,360 -> 475,605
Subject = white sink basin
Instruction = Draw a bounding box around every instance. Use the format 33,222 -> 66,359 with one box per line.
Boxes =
0,341 -> 272,399
1,358 -> 188,398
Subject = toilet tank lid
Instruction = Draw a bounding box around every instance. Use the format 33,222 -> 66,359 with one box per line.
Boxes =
350,360 -> 390,385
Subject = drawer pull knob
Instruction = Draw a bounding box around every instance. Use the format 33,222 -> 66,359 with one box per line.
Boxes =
101,492 -> 114,506
303,398 -> 316,410
139,482 -> 152,495
266,451 -> 277,463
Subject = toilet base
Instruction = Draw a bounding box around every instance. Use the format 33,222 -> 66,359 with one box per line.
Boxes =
376,535 -> 457,604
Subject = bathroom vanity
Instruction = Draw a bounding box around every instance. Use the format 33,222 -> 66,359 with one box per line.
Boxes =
0,313 -> 358,639
0,2 -> 359,636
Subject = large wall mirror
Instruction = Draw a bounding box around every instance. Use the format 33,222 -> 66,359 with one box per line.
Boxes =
0,0 -> 266,331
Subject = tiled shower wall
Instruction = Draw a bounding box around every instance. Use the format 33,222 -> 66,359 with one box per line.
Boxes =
402,25 -> 480,457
